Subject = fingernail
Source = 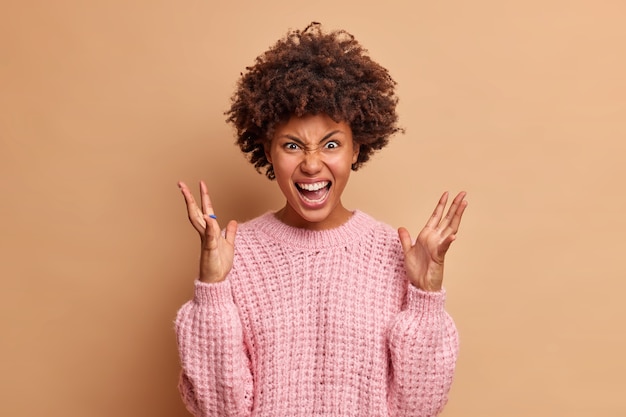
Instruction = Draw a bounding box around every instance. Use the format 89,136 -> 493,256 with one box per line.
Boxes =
209,214 -> 217,219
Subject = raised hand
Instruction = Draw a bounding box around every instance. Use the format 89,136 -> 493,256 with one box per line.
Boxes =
178,180 -> 238,283
398,192 -> 468,292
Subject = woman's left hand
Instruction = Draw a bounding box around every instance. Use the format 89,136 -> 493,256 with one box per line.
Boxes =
398,191 -> 468,292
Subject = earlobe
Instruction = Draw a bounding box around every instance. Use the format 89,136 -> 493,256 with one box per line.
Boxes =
352,145 -> 360,164
264,143 -> 272,164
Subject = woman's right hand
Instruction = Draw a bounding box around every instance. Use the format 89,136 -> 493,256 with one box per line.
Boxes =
178,180 -> 238,283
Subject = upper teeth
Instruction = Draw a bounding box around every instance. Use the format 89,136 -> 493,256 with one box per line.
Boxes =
298,181 -> 329,191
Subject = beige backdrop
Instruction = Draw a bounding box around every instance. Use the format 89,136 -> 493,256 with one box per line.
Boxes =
1,0 -> 625,416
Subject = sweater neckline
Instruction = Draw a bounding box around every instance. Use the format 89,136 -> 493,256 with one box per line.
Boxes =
253,210 -> 376,250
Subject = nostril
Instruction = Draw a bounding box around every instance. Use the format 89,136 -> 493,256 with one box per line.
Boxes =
300,155 -> 323,171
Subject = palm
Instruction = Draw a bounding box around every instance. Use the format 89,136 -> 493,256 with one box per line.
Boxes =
178,181 -> 238,283
201,221 -> 236,282
398,192 -> 467,291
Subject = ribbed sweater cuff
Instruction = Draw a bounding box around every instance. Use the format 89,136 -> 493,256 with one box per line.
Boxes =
405,284 -> 446,314
193,279 -> 233,307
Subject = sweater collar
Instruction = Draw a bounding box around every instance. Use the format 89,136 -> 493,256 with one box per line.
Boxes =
253,210 -> 376,250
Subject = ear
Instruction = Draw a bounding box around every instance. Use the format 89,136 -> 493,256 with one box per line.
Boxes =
264,142 -> 272,164
352,144 -> 360,164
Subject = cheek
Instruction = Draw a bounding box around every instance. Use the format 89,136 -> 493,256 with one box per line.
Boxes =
272,156 -> 298,178
326,158 -> 354,179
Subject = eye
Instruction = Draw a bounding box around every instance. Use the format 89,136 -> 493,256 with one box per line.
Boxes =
284,142 -> 300,151
324,140 -> 339,149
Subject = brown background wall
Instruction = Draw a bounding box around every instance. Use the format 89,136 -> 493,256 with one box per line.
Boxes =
1,1 -> 625,416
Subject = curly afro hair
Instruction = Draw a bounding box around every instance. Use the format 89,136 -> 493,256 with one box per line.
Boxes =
225,22 -> 403,180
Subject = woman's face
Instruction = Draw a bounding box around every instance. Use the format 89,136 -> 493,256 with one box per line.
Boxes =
266,114 -> 359,230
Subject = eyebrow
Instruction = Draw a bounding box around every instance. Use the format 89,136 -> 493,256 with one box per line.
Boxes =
278,130 -> 342,145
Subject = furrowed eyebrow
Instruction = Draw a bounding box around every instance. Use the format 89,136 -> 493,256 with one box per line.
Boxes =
279,130 -> 342,145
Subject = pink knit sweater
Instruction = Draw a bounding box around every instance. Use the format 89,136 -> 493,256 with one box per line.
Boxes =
175,210 -> 458,417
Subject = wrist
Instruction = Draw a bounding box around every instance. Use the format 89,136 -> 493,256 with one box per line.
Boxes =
409,279 -> 442,292
198,274 -> 227,284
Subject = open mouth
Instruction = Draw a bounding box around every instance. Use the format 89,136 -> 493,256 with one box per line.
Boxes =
295,181 -> 331,203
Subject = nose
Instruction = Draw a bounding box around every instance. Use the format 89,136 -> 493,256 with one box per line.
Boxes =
300,149 -> 323,174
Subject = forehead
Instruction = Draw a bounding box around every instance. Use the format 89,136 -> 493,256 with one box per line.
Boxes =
273,114 -> 351,141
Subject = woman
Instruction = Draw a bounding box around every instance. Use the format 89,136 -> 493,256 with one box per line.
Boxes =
175,22 -> 467,417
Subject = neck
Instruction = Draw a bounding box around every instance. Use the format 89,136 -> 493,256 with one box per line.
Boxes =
275,203 -> 353,231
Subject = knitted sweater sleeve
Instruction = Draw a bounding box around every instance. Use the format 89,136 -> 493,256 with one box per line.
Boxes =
387,284 -> 459,417
175,280 -> 253,417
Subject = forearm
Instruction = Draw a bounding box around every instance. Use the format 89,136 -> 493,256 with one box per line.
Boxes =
175,280 -> 253,416
387,285 -> 459,417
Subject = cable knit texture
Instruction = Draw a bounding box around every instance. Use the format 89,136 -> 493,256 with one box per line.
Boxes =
175,210 -> 458,417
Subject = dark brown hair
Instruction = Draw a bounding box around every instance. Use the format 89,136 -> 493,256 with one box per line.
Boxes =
225,22 -> 402,179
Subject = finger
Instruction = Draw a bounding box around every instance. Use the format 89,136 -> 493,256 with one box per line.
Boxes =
178,181 -> 206,230
202,213 -> 220,250
397,227 -> 413,253
199,180 -> 215,217
224,220 -> 238,246
439,191 -> 467,230
425,192 -> 449,229
437,233 -> 457,258
447,195 -> 468,233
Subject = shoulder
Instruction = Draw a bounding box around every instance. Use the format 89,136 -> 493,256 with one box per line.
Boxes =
348,211 -> 404,266
234,211 -> 275,234
357,210 -> 400,241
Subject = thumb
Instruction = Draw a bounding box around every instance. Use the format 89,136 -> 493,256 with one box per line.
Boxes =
397,227 -> 413,253
224,220 -> 238,245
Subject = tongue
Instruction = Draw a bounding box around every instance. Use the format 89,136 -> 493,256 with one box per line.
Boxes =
301,188 -> 327,201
